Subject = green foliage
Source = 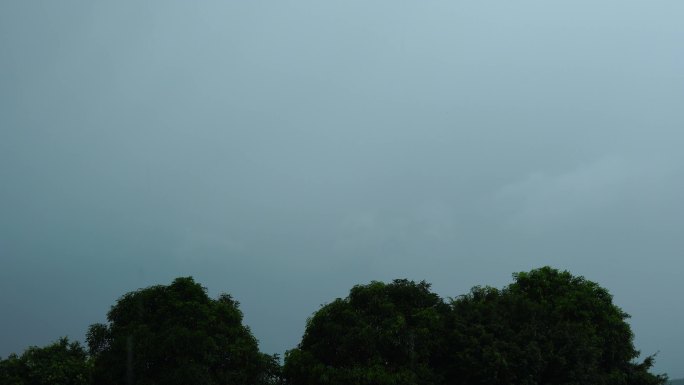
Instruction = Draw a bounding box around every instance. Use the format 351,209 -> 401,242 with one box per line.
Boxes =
284,267 -> 667,385
86,277 -> 272,385
446,267 -> 668,385
283,279 -> 450,385
259,353 -> 284,385
2,269 -> 669,385
0,337 -> 90,385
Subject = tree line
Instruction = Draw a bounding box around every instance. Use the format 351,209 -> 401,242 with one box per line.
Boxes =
0,267 -> 668,385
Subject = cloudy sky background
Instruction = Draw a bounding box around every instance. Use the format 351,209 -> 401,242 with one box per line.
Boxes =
1,1 -> 683,377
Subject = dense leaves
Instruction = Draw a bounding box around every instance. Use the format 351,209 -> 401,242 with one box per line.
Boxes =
447,267 -> 665,385
0,337 -> 90,385
448,267 -> 664,385
446,267 -> 667,385
284,268 -> 667,385
283,279 -> 450,385
1,269 -> 668,384
86,277 -> 274,385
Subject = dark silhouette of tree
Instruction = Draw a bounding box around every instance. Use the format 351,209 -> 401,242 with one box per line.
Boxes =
445,267 -> 668,385
0,337 -> 90,385
86,277 -> 276,385
284,268 -> 666,385
1,269 -> 668,385
283,279 -> 450,385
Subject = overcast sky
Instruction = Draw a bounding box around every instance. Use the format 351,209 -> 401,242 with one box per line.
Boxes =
1,0 -> 683,378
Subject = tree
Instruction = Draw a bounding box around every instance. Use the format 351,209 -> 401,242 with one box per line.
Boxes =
0,337 -> 90,385
86,277 -> 276,385
283,279 -> 450,385
284,268 -> 666,385
445,267 -> 668,385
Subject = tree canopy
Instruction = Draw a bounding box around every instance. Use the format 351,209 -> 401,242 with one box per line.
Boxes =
283,279 -> 451,385
86,276 -> 275,385
284,267 -> 667,385
1,268 -> 668,385
0,337 -> 89,385
446,266 -> 667,385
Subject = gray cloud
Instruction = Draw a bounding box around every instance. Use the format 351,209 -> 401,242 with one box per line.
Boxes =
1,0 -> 683,378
